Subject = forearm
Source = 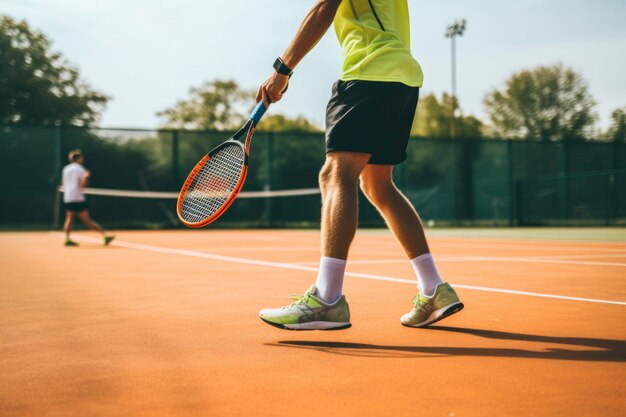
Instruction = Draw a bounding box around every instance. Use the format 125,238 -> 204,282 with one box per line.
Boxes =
281,0 -> 341,70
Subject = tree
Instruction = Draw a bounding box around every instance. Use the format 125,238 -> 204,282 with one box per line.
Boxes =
411,93 -> 483,138
0,16 -> 109,126
158,79 -> 321,132
604,107 -> 626,142
257,114 -> 321,133
157,80 -> 252,130
484,64 -> 597,141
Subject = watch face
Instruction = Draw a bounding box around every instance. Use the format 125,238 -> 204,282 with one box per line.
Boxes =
274,58 -> 292,76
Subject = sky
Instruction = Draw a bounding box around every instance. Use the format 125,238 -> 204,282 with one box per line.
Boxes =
2,0 -> 625,130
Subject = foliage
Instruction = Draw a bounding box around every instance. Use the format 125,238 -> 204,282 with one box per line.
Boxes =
604,107 -> 626,142
256,114 -> 321,133
0,16 -> 109,126
411,93 -> 484,138
158,79 -> 321,132
157,80 -> 252,130
483,64 -> 597,141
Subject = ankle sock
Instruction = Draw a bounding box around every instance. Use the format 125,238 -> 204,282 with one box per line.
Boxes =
410,253 -> 443,297
315,256 -> 347,303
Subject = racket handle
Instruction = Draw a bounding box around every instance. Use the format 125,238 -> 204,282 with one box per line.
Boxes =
250,101 -> 268,124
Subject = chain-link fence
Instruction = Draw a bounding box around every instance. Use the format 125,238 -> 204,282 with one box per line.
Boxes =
1,125 -> 625,228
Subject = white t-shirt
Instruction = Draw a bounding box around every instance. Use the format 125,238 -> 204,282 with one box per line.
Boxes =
62,162 -> 86,203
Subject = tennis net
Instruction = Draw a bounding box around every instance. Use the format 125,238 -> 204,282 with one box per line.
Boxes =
53,186 -> 322,228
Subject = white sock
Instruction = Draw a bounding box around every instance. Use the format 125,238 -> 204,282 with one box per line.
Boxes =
410,253 -> 443,297
315,256 -> 347,304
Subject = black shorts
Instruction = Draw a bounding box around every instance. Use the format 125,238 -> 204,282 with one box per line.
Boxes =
325,80 -> 420,165
65,201 -> 89,213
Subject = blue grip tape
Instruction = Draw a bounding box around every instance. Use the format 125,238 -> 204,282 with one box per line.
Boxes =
250,101 -> 267,124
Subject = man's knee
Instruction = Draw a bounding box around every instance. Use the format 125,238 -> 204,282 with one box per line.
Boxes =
360,175 -> 395,206
319,153 -> 367,190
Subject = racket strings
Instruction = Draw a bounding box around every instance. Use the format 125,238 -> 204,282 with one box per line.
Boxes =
179,144 -> 245,223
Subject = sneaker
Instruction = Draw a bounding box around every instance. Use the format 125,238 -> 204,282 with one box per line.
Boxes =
401,282 -> 464,328
64,239 -> 79,247
104,235 -> 115,246
259,285 -> 351,330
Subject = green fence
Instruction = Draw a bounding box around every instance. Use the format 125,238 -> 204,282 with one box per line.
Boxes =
517,170 -> 626,225
1,125 -> 625,228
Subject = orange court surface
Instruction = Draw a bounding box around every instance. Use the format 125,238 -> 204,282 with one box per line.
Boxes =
1,228 -> 625,417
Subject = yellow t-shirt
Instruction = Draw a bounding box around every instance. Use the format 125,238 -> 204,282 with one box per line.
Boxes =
333,0 -> 423,87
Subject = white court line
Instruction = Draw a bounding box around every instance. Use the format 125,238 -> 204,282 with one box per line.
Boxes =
52,233 -> 626,306
412,256 -> 626,268
428,242 -> 626,253
533,253 -> 626,260
295,255 -> 626,267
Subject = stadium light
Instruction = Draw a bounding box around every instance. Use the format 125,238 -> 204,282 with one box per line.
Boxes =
445,19 -> 467,138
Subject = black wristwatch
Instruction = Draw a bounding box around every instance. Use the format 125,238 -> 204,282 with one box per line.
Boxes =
273,57 -> 293,77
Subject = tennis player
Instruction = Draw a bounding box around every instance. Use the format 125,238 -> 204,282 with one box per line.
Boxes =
62,149 -> 114,247
258,0 -> 463,330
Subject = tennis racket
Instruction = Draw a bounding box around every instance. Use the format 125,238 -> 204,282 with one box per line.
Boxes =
177,102 -> 268,227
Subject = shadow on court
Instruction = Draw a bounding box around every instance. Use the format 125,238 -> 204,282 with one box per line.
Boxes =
268,326 -> 626,362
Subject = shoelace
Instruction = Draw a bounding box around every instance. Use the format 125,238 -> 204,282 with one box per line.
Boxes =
412,295 -> 429,309
283,293 -> 310,309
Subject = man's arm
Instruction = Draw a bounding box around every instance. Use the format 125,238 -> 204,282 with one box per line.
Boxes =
256,0 -> 342,107
80,170 -> 90,188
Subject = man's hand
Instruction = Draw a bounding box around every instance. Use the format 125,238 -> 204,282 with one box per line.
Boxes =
256,72 -> 290,108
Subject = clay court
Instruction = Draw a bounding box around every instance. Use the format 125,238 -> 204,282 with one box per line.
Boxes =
1,228 -> 625,416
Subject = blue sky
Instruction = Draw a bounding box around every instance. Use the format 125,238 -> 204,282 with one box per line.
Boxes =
2,0 -> 625,129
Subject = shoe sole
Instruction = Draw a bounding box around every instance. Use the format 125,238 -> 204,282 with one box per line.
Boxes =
402,301 -> 464,328
260,317 -> 351,331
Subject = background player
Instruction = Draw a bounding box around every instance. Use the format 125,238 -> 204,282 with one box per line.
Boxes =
62,149 -> 114,247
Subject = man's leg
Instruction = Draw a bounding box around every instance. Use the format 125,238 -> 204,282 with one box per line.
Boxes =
63,211 -> 78,246
359,165 -> 429,258
78,211 -> 105,234
360,165 -> 443,296
360,164 -> 463,327
313,151 -> 371,303
78,211 -> 115,245
319,152 -> 372,259
258,151 -> 369,330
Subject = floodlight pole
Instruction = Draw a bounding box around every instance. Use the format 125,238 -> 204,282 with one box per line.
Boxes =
445,19 -> 466,138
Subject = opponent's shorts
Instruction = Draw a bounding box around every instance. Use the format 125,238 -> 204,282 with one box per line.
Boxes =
325,80 -> 420,165
65,201 -> 89,213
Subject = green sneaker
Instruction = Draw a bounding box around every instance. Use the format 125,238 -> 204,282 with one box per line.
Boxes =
64,239 -> 79,247
104,235 -> 115,246
259,285 -> 351,330
401,282 -> 464,328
